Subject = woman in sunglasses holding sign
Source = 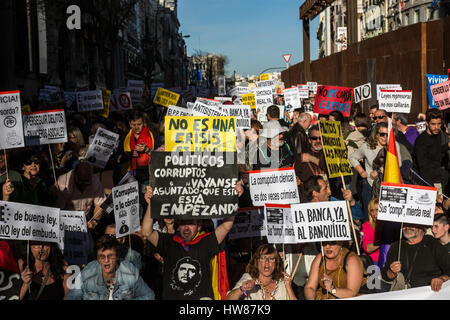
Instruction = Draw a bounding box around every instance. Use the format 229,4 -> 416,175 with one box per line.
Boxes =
349,122 -> 389,221
226,244 -> 297,300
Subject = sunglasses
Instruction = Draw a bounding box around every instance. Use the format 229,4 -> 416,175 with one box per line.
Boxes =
378,132 -> 388,137
309,136 -> 320,141
24,159 -> 40,166
323,241 -> 338,246
373,116 -> 386,120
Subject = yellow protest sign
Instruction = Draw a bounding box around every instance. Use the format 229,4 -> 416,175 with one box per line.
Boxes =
98,89 -> 111,118
241,93 -> 256,109
319,120 -> 353,179
260,73 -> 270,81
154,88 -> 180,107
22,104 -> 32,114
165,116 -> 236,152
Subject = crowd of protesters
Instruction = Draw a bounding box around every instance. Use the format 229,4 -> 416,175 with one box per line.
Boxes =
0,86 -> 449,301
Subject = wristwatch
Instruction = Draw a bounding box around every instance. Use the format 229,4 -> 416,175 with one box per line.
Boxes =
331,286 -> 337,295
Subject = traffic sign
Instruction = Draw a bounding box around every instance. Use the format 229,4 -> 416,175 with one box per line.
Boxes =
282,54 -> 292,64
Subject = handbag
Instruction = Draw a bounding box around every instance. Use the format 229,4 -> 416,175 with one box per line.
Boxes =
389,242 -> 420,291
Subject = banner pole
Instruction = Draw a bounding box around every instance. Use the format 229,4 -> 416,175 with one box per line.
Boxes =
48,144 -> 57,185
398,222 -> 403,261
321,242 -> 328,299
290,252 -> 302,278
341,176 -> 360,255
4,149 -> 8,181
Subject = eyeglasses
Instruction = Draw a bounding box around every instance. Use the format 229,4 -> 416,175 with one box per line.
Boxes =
309,136 -> 320,141
98,254 -> 117,261
24,159 -> 40,166
323,241 -> 338,246
374,116 -> 386,120
258,256 -> 276,263
378,132 -> 388,137
105,233 -> 116,238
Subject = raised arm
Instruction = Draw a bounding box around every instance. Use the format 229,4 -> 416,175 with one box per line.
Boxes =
142,186 -> 159,247
215,181 -> 244,244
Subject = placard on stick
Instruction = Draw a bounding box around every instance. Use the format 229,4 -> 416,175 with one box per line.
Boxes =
228,207 -> 265,240
0,90 -> 25,150
22,109 -> 67,146
264,204 -> 296,244
112,181 -> 140,238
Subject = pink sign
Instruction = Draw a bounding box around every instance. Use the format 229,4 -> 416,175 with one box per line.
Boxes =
430,79 -> 450,110
313,85 -> 354,117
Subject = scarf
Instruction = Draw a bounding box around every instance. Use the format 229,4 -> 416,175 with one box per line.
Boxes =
123,126 -> 154,170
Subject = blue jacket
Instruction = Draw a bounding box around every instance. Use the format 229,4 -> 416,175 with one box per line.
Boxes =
65,260 -> 154,300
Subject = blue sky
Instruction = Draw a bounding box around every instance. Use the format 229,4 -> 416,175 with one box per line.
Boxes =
178,0 -> 319,77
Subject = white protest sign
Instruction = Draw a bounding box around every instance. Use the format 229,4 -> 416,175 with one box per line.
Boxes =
249,168 -> 299,206
257,80 -> 276,94
253,87 -> 274,112
283,87 -> 301,111
23,109 -> 67,146
214,97 -> 233,103
195,98 -> 223,110
307,82 -> 318,94
84,127 -> 120,168
378,182 -> 437,226
229,86 -> 251,98
257,105 -> 285,123
110,91 -> 133,112
127,80 -> 145,106
60,211 -> 87,233
0,201 -> 60,244
0,90 -> 25,149
112,181 -> 140,238
228,207 -> 265,240
354,83 -> 372,104
189,101 -> 227,117
415,121 -> 426,134
227,105 -> 251,129
76,90 -> 104,112
167,105 -> 192,117
378,90 -> 412,113
290,201 -> 351,243
376,84 -> 402,100
264,204 -> 296,244
297,87 -> 309,99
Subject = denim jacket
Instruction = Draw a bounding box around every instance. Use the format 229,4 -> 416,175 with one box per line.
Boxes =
65,260 -> 154,300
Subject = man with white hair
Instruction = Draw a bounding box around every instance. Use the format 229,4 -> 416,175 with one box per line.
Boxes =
287,112 -> 312,158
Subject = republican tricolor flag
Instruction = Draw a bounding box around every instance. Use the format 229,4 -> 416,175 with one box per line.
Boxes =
383,126 -> 402,184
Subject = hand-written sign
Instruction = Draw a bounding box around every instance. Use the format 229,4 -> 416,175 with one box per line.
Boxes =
164,116 -> 236,152
378,182 -> 437,226
0,90 -> 25,150
290,201 -> 351,243
76,90 -> 104,112
248,168 -> 300,207
84,127 -> 120,168
253,87 -> 274,110
167,105 -> 192,117
283,87 -> 301,111
149,152 -> 239,219
112,181 -> 140,238
354,83 -> 372,104
313,85 -> 353,117
188,101 -> 227,117
0,201 -> 60,244
430,79 -> 450,111
376,84 -> 402,100
23,109 -> 67,146
319,120 -> 353,178
153,88 -> 180,107
378,90 -> 412,113
241,93 -> 256,109
264,204 -> 297,244
425,74 -> 448,109
227,105 -> 251,129
228,207 -> 265,240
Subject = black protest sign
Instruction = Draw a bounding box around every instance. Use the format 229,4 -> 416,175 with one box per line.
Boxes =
150,152 -> 239,219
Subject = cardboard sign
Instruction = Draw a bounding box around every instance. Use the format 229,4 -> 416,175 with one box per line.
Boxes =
188,101 -> 227,117
112,181 -> 140,238
84,127 -> 120,168
264,204 -> 296,244
165,116 -> 236,152
283,87 -> 301,111
127,80 -> 145,106
110,92 -> 133,112
376,84 -> 402,100
0,90 -> 25,150
167,105 -> 192,117
313,85 -> 353,117
23,109 -> 67,146
354,83 -> 372,104
228,207 -> 265,240
248,168 -> 300,207
153,88 -> 180,107
378,90 -> 412,113
241,93 -> 256,109
76,90 -> 104,112
0,201 -> 60,244
290,201 -> 351,243
425,74 -> 448,109
430,79 -> 450,111
149,152 -> 239,219
227,105 -> 252,129
378,182 -> 437,226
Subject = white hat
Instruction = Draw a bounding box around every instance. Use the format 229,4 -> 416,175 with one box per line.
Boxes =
260,120 -> 288,139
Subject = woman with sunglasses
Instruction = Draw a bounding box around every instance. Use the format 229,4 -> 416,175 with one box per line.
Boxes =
349,122 -> 389,221
304,241 -> 366,300
226,244 -> 297,300
20,151 -> 54,206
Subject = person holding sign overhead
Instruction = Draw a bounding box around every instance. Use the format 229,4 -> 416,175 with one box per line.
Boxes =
226,244 -> 297,300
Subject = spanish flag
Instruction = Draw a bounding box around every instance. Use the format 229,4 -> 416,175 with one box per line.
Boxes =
383,126 -> 402,184
210,251 -> 229,300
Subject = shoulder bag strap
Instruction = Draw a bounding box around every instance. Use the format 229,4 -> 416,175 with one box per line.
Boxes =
34,269 -> 52,300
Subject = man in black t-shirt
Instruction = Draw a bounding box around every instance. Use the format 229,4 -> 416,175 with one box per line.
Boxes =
142,183 -> 244,300
382,223 -> 450,292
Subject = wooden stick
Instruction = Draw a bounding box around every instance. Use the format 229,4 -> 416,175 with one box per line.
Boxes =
290,252 -> 302,278
27,240 -> 30,293
128,233 -> 132,256
4,149 -> 8,181
321,242 -> 328,299
48,144 -> 57,185
398,222 -> 403,261
341,176 -> 360,255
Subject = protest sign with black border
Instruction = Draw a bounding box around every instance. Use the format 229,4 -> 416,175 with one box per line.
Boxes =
23,109 -> 67,146
228,207 -> 265,240
264,204 -> 296,244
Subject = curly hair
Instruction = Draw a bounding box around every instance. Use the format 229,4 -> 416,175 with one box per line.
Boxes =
245,244 -> 284,281
367,122 -> 388,150
25,242 -> 67,280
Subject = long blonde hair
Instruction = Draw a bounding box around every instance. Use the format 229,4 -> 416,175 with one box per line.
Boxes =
368,198 -> 379,228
